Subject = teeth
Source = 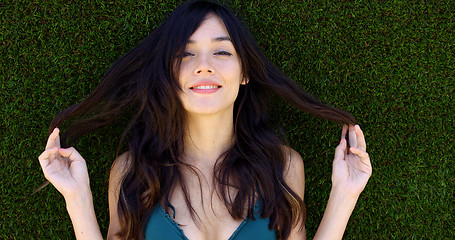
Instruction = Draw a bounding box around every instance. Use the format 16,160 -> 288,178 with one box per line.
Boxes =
193,85 -> 219,90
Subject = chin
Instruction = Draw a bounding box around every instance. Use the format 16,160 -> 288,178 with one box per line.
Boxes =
184,104 -> 234,117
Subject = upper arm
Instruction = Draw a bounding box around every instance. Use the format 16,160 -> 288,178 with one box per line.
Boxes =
107,152 -> 130,240
283,146 -> 306,240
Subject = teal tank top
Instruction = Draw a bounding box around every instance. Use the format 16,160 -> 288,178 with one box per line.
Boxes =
144,202 -> 277,240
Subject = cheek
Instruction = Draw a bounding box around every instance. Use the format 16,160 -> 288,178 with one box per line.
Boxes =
177,64 -> 191,86
219,61 -> 242,81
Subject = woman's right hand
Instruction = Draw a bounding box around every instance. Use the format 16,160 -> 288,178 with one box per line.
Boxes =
38,128 -> 103,240
38,128 -> 91,199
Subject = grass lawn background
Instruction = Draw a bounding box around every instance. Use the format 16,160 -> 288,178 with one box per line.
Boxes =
1,0 -> 453,239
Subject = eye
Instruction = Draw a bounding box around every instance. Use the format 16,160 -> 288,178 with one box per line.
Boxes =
214,51 -> 232,56
183,51 -> 194,57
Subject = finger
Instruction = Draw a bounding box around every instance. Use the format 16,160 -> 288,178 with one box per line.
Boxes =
45,128 -> 61,150
348,124 -> 357,148
355,125 -> 367,151
341,125 -> 348,154
38,147 -> 58,168
334,139 -> 347,161
58,147 -> 84,162
350,147 -> 371,166
341,125 -> 348,140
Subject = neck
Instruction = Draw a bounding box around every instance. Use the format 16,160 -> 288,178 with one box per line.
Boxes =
182,111 -> 235,168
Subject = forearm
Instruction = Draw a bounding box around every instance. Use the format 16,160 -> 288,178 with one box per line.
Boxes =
313,189 -> 358,240
65,190 -> 103,240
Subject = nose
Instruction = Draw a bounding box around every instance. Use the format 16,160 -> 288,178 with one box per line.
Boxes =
194,56 -> 214,75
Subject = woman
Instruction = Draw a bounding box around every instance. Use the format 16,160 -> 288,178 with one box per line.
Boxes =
38,1 -> 372,239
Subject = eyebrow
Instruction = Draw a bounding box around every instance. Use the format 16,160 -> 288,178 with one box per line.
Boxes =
187,36 -> 232,44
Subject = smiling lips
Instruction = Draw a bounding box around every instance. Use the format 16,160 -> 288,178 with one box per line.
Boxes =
189,81 -> 222,94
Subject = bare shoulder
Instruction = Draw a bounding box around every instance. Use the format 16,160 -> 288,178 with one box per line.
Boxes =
109,151 -> 132,201
107,152 -> 131,240
110,152 -> 131,179
282,146 -> 305,197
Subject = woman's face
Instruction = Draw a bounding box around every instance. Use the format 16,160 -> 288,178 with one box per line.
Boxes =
177,14 -> 243,117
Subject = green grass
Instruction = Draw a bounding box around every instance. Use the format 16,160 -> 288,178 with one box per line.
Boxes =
1,0 -> 454,239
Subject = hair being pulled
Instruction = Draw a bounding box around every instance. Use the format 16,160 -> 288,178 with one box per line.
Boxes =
49,1 -> 355,239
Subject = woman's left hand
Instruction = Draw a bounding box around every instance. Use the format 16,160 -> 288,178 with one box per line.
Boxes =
331,125 -> 372,198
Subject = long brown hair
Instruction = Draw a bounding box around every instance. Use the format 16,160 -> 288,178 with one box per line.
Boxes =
50,1 -> 355,239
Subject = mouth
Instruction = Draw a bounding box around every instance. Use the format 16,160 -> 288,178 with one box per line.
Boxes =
190,85 -> 222,90
189,83 -> 222,94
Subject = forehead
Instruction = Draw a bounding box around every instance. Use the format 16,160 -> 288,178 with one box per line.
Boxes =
188,14 -> 230,41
